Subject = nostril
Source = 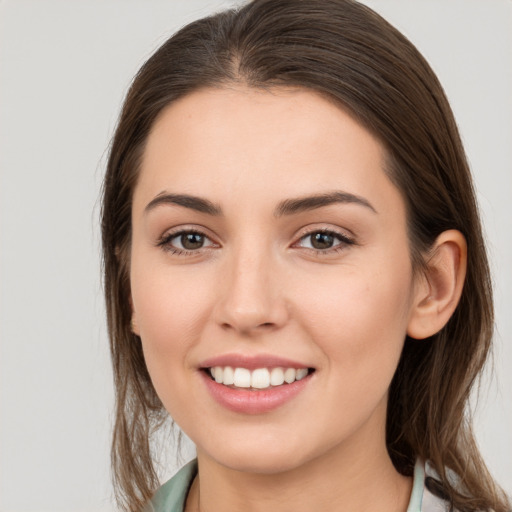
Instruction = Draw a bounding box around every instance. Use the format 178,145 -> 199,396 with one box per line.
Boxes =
220,321 -> 275,332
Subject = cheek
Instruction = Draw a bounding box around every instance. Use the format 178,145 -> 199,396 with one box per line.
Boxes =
291,262 -> 414,442
130,258 -> 214,394
294,257 -> 414,379
131,245 -> 215,330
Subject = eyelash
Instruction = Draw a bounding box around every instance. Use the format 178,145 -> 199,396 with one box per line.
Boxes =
294,228 -> 355,255
156,228 -> 355,256
157,229 -> 216,256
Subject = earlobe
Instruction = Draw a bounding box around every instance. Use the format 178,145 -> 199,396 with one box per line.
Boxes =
130,316 -> 140,336
407,230 -> 467,340
129,296 -> 140,336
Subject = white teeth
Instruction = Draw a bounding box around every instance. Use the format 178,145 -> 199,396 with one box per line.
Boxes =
223,366 -> 234,385
270,367 -> 285,386
296,368 -> 308,381
284,368 -> 296,384
209,366 -> 310,389
213,366 -> 223,383
251,368 -> 270,389
233,367 -> 251,388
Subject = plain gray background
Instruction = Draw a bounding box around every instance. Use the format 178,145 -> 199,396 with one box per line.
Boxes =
1,1 -> 511,510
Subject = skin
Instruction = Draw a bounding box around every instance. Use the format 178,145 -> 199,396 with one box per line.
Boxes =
130,86 -> 466,512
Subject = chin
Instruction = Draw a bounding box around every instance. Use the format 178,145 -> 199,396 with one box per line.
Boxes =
198,430 -> 324,475
216,449 -> 306,475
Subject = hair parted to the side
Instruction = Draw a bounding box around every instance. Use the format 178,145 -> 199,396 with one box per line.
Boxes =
101,1 -> 510,511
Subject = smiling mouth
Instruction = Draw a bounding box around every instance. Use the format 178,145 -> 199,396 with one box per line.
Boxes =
204,366 -> 315,390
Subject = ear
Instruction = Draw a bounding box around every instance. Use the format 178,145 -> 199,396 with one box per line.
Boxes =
407,230 -> 467,340
129,296 -> 140,336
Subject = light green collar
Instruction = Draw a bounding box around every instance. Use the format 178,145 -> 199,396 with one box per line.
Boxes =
148,458 -> 448,512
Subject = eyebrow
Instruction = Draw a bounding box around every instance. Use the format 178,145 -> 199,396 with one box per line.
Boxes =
145,193 -> 222,216
274,191 -> 377,216
144,190 -> 377,217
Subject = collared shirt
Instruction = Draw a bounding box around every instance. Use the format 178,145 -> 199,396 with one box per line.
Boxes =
147,458 -> 450,512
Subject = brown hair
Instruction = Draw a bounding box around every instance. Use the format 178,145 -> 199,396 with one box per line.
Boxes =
101,1 -> 510,510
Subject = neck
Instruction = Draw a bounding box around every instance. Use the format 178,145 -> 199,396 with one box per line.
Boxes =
185,423 -> 412,512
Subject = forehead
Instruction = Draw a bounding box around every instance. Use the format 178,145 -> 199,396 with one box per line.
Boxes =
144,85 -> 376,162
135,85 -> 402,219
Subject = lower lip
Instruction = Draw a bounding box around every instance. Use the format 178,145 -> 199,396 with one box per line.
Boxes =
200,371 -> 313,415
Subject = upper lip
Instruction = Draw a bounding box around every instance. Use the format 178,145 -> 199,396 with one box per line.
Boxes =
199,353 -> 312,370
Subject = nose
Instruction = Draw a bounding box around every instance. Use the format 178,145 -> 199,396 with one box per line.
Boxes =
214,245 -> 289,336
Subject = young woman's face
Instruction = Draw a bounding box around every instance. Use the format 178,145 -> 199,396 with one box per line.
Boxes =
130,86 -> 420,474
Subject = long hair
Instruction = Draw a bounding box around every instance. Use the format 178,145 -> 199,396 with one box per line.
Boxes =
101,1 -> 510,510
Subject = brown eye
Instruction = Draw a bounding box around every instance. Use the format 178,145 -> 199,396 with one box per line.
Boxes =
310,232 -> 335,249
180,233 -> 205,250
159,230 -> 215,253
296,230 -> 354,252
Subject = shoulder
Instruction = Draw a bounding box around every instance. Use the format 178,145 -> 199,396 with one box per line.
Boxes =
145,459 -> 198,512
416,460 -> 485,512
422,464 -> 452,512
409,460 -> 452,512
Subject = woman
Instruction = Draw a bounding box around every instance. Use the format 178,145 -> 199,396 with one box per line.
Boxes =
101,0 -> 511,511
